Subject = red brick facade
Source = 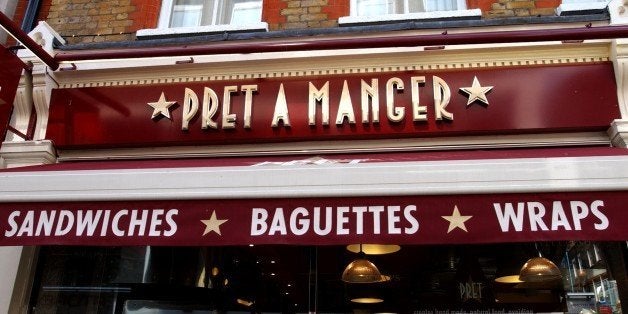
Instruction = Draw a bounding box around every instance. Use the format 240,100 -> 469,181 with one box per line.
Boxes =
322,0 -> 350,21
8,0 -> 564,43
10,0 -> 160,44
128,0 -> 161,31
262,0 -> 288,30
263,0 -> 346,30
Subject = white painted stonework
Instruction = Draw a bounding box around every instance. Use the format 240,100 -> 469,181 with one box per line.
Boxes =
0,247 -> 22,314
16,21 -> 65,59
609,0 -> 628,25
0,141 -> 56,169
557,1 -> 609,15
136,22 -> 269,38
609,119 -> 628,147
5,64 -> 58,143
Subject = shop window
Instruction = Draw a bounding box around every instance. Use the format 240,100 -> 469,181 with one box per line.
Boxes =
557,0 -> 609,15
136,0 -> 267,39
339,0 -> 481,26
27,242 -> 627,313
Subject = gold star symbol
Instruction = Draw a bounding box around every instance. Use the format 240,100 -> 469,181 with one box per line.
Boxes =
201,211 -> 228,236
441,206 -> 473,233
147,92 -> 176,119
460,76 -> 493,106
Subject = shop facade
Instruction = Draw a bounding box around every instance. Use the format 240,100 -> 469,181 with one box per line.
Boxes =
2,0 -> 628,312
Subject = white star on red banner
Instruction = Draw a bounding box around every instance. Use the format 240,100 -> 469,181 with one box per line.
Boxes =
201,211 -> 228,236
442,206 -> 473,233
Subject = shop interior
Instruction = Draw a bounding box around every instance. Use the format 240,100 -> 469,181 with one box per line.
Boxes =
29,242 -> 627,313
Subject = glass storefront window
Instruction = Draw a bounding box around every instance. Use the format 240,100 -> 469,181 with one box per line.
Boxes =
29,242 -> 627,313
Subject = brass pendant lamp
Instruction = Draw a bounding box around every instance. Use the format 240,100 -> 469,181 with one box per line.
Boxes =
519,256 -> 562,282
342,244 -> 383,284
518,244 -> 562,282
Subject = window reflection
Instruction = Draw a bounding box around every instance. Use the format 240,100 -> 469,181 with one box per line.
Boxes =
29,242 -> 626,313
170,0 -> 263,27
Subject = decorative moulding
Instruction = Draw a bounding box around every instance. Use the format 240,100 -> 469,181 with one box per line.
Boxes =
6,63 -> 58,143
16,21 -> 65,59
609,0 -> 628,25
50,43 -> 611,89
608,119 -> 628,148
612,38 -> 628,118
0,140 -> 57,169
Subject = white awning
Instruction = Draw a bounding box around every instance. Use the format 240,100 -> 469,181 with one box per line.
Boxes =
1,147 -> 628,203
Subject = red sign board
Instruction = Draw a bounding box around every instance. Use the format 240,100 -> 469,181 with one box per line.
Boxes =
0,45 -> 23,143
46,63 -> 620,149
1,191 -> 626,246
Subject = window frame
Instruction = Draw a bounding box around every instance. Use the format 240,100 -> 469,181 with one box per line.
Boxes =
556,0 -> 610,15
340,0 -> 481,26
170,2 -> 205,28
137,0 -> 267,39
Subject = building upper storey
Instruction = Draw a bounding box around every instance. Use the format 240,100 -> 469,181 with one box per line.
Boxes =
2,0 -> 624,47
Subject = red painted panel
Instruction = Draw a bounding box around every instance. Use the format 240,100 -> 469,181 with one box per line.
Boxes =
46,63 -> 620,149
0,46 -> 25,143
0,191 -> 625,246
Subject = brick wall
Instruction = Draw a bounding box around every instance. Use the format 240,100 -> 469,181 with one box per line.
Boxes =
11,0 -> 565,44
264,0 -> 349,30
44,0 -> 159,44
129,0 -> 160,31
263,0 -> 288,30
485,0 -> 560,18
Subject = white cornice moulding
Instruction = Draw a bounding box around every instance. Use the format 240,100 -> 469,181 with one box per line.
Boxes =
50,42 -> 612,89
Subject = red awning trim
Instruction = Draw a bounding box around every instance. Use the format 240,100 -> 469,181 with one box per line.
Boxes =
1,147 -> 627,246
1,147 -> 628,203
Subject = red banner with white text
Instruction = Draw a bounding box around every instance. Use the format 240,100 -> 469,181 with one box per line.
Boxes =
1,191 -> 626,246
